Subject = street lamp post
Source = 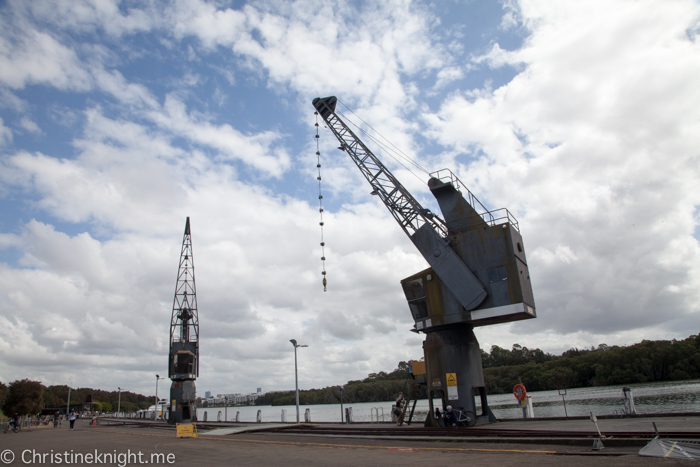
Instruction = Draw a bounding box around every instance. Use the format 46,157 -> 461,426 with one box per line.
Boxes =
117,387 -> 122,418
66,378 -> 72,416
155,375 -> 165,420
224,396 -> 228,422
289,339 -> 308,424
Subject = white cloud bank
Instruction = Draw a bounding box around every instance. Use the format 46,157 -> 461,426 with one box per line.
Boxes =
0,0 -> 698,397
424,0 -> 700,347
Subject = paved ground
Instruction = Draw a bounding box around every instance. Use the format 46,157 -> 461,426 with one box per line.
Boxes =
0,418 -> 695,466
480,415 -> 700,434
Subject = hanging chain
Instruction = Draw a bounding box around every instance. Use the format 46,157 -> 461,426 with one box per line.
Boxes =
315,111 -> 327,292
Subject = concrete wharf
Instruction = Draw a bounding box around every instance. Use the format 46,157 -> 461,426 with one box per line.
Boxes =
2,414 -> 697,466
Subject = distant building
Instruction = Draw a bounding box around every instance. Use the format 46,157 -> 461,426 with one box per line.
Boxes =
197,390 -> 263,407
205,391 -> 211,398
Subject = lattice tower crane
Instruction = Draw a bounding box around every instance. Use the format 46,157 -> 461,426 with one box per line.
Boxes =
168,217 -> 199,424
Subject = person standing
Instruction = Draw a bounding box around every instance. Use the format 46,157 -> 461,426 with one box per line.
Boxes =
69,411 -> 76,430
395,392 -> 406,426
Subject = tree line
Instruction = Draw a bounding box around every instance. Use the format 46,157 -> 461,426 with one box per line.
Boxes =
482,334 -> 700,393
3,334 -> 698,414
255,361 -> 427,407
0,381 -> 153,417
256,334 -> 700,406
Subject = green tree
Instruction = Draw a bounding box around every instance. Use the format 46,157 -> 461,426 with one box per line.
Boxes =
2,379 -> 44,416
42,387 -> 65,408
0,381 -> 7,417
119,401 -> 137,413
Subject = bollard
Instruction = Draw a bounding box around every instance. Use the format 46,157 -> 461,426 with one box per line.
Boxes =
345,407 -> 353,424
526,395 -> 535,418
217,411 -> 222,422
281,409 -> 286,422
256,410 -> 262,423
203,411 -> 208,422
622,387 -> 636,415
304,408 -> 311,423
518,396 -> 535,418
235,411 -> 240,422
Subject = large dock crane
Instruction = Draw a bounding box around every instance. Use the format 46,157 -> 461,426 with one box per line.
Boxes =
313,96 -> 536,426
167,217 -> 199,424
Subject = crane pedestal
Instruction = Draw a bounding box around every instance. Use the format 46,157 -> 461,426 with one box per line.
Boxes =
422,325 -> 496,427
169,380 -> 197,424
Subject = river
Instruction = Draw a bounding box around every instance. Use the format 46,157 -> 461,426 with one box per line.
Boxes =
197,379 -> 700,423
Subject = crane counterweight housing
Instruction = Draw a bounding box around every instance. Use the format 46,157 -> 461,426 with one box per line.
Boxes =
313,96 -> 536,427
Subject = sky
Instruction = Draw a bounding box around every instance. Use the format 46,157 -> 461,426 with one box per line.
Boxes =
0,0 -> 699,398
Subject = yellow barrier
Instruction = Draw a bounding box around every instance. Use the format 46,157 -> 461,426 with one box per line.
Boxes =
175,423 -> 197,438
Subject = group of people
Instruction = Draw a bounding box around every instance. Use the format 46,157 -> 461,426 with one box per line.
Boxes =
395,392 -> 460,428
9,410 -> 77,431
51,411 -> 77,430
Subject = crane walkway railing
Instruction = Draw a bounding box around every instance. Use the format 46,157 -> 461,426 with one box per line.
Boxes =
430,168 -> 520,232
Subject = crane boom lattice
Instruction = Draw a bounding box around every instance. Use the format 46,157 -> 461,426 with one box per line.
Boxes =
169,217 -> 199,355
313,97 -> 447,239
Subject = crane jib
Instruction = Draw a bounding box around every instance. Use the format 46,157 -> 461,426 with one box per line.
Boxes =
312,96 -> 487,311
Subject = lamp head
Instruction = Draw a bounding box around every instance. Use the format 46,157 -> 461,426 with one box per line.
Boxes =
290,339 -> 297,347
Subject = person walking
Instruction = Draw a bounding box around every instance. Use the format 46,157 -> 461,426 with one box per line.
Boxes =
69,411 -> 76,430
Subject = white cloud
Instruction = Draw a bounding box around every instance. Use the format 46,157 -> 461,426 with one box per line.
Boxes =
18,117 -> 41,134
424,0 -> 700,338
1,0 -> 698,398
25,0 -> 158,37
0,117 -> 11,146
0,17 -> 92,90
434,66 -> 464,89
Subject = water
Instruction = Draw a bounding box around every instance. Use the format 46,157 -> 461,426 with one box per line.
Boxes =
197,379 -> 700,423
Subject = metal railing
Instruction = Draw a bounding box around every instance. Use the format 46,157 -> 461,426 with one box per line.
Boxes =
370,407 -> 385,423
429,168 -> 520,232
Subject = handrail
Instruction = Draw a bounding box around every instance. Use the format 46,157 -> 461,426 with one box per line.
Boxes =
370,407 -> 384,423
430,169 -> 519,232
